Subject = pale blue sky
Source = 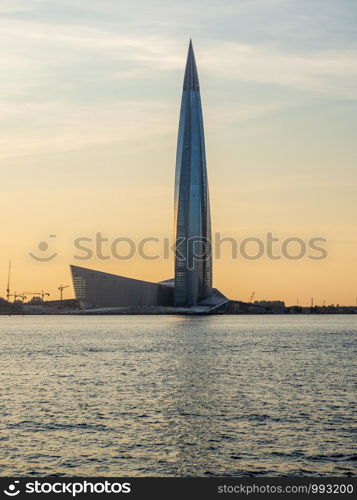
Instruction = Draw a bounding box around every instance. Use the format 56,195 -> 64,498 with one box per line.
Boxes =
2,0 -> 357,159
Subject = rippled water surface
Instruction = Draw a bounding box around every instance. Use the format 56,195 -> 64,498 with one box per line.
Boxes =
0,315 -> 356,476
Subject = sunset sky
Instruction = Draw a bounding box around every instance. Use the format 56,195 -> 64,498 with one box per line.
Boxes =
1,0 -> 356,306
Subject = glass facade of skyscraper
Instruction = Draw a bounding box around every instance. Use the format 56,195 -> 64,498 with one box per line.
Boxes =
174,41 -> 212,306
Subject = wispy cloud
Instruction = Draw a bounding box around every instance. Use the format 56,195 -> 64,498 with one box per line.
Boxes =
0,100 -> 177,160
200,41 -> 357,99
1,6 -> 357,159
1,19 -> 356,95
206,102 -> 286,128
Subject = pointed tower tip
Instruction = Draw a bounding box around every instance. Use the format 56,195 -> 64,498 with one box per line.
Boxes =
183,40 -> 200,91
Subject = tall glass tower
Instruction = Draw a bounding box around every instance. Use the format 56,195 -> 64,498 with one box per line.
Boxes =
174,40 -> 212,306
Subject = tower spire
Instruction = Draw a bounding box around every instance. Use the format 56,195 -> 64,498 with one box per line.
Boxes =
183,39 -> 200,91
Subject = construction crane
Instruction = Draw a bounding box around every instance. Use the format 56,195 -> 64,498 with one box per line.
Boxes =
9,292 -> 29,303
58,284 -> 69,300
6,261 -> 11,301
8,291 -> 23,302
249,291 -> 255,303
322,299 -> 326,306
23,291 -> 50,301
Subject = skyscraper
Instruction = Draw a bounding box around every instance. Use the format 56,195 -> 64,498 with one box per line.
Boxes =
174,40 -> 212,306
71,40 -> 227,313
